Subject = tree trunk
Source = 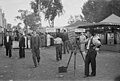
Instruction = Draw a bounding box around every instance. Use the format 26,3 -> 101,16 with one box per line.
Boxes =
38,0 -> 42,27
52,20 -> 54,27
48,20 -> 51,27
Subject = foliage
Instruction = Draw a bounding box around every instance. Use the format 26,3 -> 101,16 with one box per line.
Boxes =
25,13 -> 40,30
67,15 -> 86,25
15,9 -> 41,31
67,15 -> 75,25
30,0 -> 64,27
82,0 -> 111,23
82,0 -> 120,23
110,0 -> 120,16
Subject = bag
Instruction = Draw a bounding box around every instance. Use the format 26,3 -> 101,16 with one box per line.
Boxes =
58,51 -> 73,73
58,66 -> 67,73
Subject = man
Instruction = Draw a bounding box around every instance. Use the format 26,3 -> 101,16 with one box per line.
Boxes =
46,33 -> 53,47
30,31 -> 41,68
84,31 -> 101,78
79,32 -> 86,55
19,33 -> 25,58
4,31 -> 12,58
54,35 -> 63,61
62,29 -> 69,54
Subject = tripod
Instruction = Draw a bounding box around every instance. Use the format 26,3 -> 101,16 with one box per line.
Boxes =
66,42 -> 85,76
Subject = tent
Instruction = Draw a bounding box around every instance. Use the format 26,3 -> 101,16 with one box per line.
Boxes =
65,20 -> 91,28
100,14 -> 120,24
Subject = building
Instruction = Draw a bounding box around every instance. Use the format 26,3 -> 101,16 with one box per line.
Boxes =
0,8 -> 7,46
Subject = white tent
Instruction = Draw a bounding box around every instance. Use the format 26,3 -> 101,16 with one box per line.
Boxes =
100,14 -> 120,24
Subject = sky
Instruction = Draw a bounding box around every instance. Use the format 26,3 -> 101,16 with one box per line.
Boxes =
0,0 -> 88,27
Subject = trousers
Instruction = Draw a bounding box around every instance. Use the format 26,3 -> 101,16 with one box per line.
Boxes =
63,40 -> 69,54
19,47 -> 25,58
32,48 -> 40,66
85,48 -> 97,76
6,43 -> 12,57
56,44 -> 62,61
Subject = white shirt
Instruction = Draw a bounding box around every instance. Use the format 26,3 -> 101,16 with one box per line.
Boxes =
7,36 -> 9,42
86,36 -> 101,50
54,37 -> 63,44
79,35 -> 86,43
86,36 -> 93,49
47,34 -> 53,39
92,36 -> 101,46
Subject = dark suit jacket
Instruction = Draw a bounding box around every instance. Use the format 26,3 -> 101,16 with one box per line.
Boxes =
30,35 -> 41,50
62,33 -> 69,42
4,35 -> 12,48
19,36 -> 25,48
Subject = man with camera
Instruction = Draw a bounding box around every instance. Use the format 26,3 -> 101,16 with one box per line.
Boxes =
84,31 -> 101,78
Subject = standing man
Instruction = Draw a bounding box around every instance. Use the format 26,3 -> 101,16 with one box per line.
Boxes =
54,35 -> 63,61
19,33 -> 25,58
62,29 -> 69,54
84,31 -> 101,78
30,31 -> 41,68
4,31 -> 13,58
56,29 -> 63,53
79,32 -> 86,55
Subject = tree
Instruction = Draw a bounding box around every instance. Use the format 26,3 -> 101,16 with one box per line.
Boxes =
30,0 -> 64,27
67,15 -> 75,24
16,10 -> 29,34
67,15 -> 86,25
82,0 -> 111,23
16,10 -> 41,32
110,0 -> 120,16
82,0 -> 120,23
25,13 -> 41,30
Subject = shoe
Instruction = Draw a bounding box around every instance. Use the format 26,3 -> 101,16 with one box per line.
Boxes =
83,75 -> 89,78
89,74 -> 96,77
38,61 -> 40,65
56,59 -> 59,62
34,65 -> 37,68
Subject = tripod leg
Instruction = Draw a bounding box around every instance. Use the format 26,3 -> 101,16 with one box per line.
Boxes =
77,43 -> 85,63
66,50 -> 73,68
74,51 -> 77,76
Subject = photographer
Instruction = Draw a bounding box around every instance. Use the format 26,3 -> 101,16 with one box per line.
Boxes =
84,31 -> 101,78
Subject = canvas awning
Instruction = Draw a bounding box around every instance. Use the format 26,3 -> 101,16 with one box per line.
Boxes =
65,20 -> 92,28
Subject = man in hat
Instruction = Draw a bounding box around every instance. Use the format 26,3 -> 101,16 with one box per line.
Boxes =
30,30 -> 41,68
4,31 -> 13,58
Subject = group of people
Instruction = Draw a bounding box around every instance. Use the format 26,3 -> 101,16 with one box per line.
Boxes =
4,29 -> 102,78
54,29 -> 102,78
4,30 -> 41,68
4,31 -> 25,58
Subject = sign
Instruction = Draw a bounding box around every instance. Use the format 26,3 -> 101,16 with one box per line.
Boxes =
75,28 -> 85,32
46,28 -> 56,32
